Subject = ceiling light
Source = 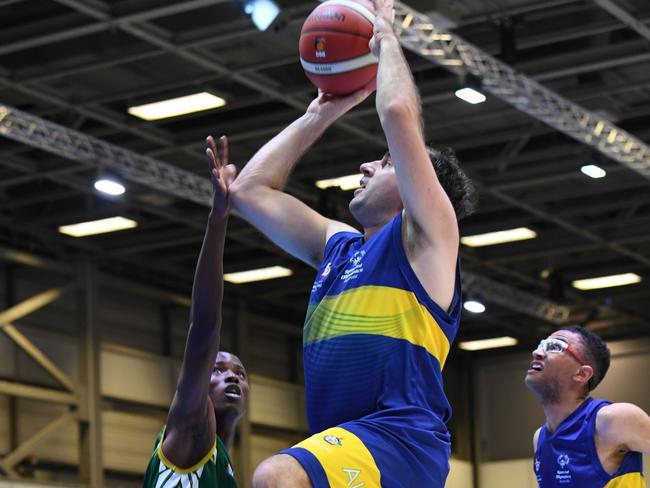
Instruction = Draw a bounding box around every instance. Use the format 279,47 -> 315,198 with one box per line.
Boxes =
455,72 -> 486,104
224,265 -> 292,284
463,300 -> 486,314
458,336 -> 518,351
572,272 -> 641,290
455,87 -> 486,104
94,178 -> 125,196
58,216 -> 137,237
245,0 -> 281,31
315,174 -> 360,191
128,92 -> 226,121
461,227 -> 537,247
580,164 -> 606,179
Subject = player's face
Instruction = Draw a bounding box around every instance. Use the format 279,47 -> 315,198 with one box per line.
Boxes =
525,331 -> 585,399
349,153 -> 403,223
209,351 -> 249,416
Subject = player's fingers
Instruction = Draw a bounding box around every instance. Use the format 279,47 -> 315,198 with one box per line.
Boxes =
206,148 -> 218,176
219,135 -> 229,167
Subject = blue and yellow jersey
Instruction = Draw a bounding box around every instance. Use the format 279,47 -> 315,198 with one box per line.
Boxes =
285,213 -> 461,486
534,398 -> 645,487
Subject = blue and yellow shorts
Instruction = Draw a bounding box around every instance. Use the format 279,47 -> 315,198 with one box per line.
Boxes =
281,420 -> 450,487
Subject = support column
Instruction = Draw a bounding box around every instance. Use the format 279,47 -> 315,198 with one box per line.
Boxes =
77,259 -> 103,488
4,264 -> 18,453
234,299 -> 252,488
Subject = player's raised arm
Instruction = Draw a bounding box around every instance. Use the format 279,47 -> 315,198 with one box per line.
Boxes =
370,0 -> 459,248
162,136 -> 235,468
227,90 -> 371,268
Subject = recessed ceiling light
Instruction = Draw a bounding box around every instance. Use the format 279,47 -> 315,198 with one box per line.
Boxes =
461,227 -> 537,247
58,216 -> 137,237
94,178 -> 125,196
580,164 -> 606,179
458,336 -> 518,351
128,92 -> 226,121
455,87 -> 486,104
224,266 -> 293,284
572,272 -> 641,290
315,174 -> 360,191
463,300 -> 486,313
245,0 -> 281,31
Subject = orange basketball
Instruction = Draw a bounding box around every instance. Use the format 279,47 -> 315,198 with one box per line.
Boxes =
299,0 -> 377,95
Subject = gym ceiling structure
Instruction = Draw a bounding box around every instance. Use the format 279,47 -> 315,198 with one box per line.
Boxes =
0,0 -> 649,486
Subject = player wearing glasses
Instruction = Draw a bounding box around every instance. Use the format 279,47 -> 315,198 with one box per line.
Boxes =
525,326 -> 650,487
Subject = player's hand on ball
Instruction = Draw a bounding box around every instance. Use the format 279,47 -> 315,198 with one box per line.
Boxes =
369,0 -> 396,57
206,135 -> 237,219
306,87 -> 374,122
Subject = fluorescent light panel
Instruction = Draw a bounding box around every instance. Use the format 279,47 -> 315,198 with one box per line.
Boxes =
94,178 -> 125,195
458,336 -> 518,351
572,273 -> 641,290
58,216 -> 137,237
580,164 -> 606,179
461,227 -> 537,247
315,174 -> 360,191
455,87 -> 486,104
128,92 -> 226,121
224,266 -> 292,284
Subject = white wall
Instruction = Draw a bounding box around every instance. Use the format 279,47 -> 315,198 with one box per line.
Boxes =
0,329 -> 309,476
448,459 -> 474,488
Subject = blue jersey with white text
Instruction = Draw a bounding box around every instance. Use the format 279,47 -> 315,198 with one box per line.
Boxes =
303,212 -> 461,437
534,397 -> 644,487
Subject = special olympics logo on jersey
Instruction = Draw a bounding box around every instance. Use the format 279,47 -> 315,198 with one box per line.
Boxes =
349,250 -> 365,267
557,454 -> 570,469
534,457 -> 541,472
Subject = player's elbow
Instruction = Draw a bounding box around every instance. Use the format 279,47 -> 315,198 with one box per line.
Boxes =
378,99 -> 420,130
229,179 -> 257,211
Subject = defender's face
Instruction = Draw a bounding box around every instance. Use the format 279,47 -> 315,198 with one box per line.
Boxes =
349,154 -> 402,221
525,331 -> 584,395
209,351 -> 249,416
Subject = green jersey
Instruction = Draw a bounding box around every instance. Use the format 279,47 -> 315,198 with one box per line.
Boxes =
142,427 -> 237,488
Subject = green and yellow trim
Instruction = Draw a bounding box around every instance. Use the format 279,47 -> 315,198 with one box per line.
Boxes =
157,426 -> 217,474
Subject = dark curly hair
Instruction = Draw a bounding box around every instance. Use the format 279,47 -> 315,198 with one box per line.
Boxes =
559,326 -> 611,391
426,146 -> 478,221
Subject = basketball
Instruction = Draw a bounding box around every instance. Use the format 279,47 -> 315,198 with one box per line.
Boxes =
299,0 -> 377,95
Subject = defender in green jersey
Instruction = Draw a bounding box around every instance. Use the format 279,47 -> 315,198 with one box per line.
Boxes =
143,136 -> 249,488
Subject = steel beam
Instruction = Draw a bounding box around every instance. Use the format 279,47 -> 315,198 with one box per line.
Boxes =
0,285 -> 71,325
0,410 -> 76,471
0,103 -> 214,206
393,1 -> 650,179
595,0 -> 650,41
462,271 -> 571,324
0,379 -> 77,404
0,285 -> 77,391
1,324 -> 76,392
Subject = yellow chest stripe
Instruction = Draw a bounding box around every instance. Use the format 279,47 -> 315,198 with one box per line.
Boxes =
306,286 -> 451,367
604,472 -> 645,487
